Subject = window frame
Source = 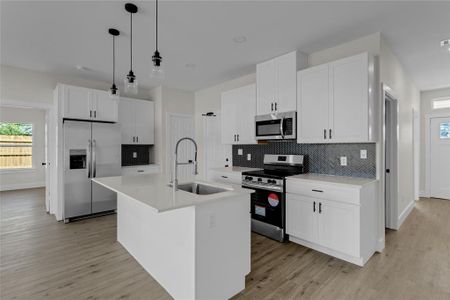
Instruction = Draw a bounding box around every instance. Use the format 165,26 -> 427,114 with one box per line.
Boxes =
0,122 -> 35,172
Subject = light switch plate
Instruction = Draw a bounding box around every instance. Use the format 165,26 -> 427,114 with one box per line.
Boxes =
247,153 -> 251,161
360,149 -> 367,159
340,156 -> 347,166
133,152 -> 137,158
238,149 -> 243,155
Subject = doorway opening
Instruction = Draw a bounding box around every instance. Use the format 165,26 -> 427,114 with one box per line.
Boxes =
384,88 -> 399,229
428,116 -> 450,200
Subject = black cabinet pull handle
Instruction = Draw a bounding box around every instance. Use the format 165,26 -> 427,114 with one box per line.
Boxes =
271,103 -> 274,111
137,170 -> 144,173
275,102 -> 277,111
94,110 -> 97,118
329,129 -> 332,139
324,129 -> 327,139
319,202 -> 322,213
312,189 -> 323,193
90,110 -> 92,118
136,136 -> 138,143
221,175 -> 228,179
237,134 -> 239,142
313,201 -> 316,212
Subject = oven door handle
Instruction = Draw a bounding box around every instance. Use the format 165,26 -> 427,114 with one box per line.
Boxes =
242,183 -> 282,192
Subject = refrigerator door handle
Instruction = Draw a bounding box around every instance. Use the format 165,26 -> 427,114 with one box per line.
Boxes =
92,139 -> 97,178
88,139 -> 92,178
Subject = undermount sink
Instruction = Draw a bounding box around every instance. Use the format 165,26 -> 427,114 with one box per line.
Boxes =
169,182 -> 230,195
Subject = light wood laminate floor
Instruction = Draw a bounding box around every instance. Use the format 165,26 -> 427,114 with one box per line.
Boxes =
1,188 -> 449,300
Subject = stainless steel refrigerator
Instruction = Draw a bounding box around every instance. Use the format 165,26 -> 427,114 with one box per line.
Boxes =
63,120 -> 121,221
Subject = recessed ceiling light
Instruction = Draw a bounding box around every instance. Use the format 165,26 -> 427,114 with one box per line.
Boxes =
233,35 -> 247,44
185,63 -> 196,69
441,39 -> 450,51
76,65 -> 88,71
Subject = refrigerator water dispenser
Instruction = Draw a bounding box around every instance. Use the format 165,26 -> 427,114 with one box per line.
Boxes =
69,149 -> 86,169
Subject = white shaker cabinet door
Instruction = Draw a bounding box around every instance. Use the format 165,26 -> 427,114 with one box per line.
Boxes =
93,90 -> 118,122
221,89 -> 239,144
236,84 -> 257,144
317,199 -> 359,257
330,53 -> 368,142
275,51 -> 297,113
256,59 -> 276,115
297,65 -> 330,143
118,99 -> 135,144
286,194 -> 318,244
63,85 -> 92,120
134,100 -> 155,144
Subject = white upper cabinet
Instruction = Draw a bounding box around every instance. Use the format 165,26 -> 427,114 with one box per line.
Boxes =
297,64 -> 330,143
221,84 -> 257,145
119,97 -> 155,145
257,51 -> 301,115
61,84 -> 118,122
63,85 -> 91,120
92,90 -> 118,122
297,52 -> 377,143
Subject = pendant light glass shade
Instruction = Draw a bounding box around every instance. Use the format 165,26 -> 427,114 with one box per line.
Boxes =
125,3 -> 138,94
124,71 -> 138,94
151,51 -> 164,80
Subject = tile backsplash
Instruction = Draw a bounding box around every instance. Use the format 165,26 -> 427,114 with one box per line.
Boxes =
232,142 -> 376,178
122,145 -> 152,166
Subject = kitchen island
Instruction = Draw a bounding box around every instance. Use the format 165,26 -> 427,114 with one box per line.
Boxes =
93,174 -> 252,300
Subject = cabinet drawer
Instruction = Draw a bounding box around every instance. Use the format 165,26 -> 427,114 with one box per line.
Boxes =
210,171 -> 242,185
122,165 -> 160,176
286,180 -> 360,205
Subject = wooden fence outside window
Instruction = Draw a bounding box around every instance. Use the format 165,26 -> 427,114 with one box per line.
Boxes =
0,135 -> 33,169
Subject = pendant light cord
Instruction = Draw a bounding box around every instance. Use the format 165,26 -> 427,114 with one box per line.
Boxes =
155,0 -> 158,51
113,36 -> 115,84
130,12 -> 133,70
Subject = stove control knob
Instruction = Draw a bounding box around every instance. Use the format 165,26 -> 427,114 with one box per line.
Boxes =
245,176 -> 253,181
268,179 -> 276,184
257,178 -> 262,182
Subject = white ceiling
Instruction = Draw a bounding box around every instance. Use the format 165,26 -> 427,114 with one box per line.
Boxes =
1,1 -> 449,92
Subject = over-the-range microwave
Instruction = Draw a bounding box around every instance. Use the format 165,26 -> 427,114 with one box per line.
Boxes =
255,111 -> 296,140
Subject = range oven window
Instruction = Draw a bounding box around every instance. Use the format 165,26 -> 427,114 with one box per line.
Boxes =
256,120 -> 282,136
250,189 -> 283,227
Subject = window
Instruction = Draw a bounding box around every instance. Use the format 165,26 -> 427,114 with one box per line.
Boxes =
0,122 -> 33,169
440,122 -> 450,139
432,97 -> 450,110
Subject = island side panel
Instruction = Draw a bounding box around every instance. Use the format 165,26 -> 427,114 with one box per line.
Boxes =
117,193 -> 196,299
194,194 -> 251,300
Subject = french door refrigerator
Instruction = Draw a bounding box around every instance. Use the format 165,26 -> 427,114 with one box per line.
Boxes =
63,120 -> 121,221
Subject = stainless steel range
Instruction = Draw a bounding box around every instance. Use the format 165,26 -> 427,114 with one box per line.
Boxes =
242,154 -> 306,242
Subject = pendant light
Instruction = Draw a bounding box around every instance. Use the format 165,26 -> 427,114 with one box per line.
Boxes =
124,3 -> 138,94
151,0 -> 164,80
109,28 -> 120,99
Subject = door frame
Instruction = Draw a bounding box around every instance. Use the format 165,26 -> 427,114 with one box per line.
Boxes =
0,98 -> 54,212
165,112 -> 195,181
382,84 -> 400,230
424,112 -> 450,198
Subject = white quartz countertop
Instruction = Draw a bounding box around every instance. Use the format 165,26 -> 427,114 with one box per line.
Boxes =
92,174 -> 252,213
286,173 -> 377,187
210,166 -> 262,174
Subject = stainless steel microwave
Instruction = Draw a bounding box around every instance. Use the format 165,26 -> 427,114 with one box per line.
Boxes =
255,111 -> 296,140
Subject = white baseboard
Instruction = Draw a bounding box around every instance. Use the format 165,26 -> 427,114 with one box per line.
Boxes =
397,200 -> 415,229
419,190 -> 430,198
0,181 -> 45,191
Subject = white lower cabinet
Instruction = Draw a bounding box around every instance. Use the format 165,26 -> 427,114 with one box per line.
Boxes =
121,165 -> 160,176
286,177 -> 377,266
209,170 -> 242,185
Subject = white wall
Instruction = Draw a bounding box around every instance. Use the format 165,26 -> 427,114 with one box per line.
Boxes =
194,73 -> 256,179
419,87 -> 450,195
0,106 -> 46,190
380,37 -> 421,225
150,86 -> 195,179
0,65 -> 151,104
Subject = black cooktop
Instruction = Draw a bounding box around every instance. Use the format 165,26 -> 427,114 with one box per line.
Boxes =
242,169 -> 302,179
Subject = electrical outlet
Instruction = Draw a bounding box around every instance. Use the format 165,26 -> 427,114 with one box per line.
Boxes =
238,149 -> 243,155
360,149 -> 367,159
340,156 -> 347,166
247,153 -> 251,161
133,152 -> 137,158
